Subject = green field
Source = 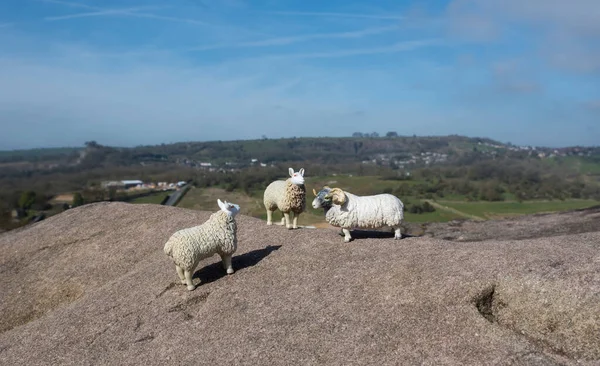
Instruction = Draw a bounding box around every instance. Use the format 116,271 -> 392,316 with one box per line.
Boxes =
128,191 -> 171,204
438,199 -> 600,220
574,160 -> 600,175
543,156 -> 600,175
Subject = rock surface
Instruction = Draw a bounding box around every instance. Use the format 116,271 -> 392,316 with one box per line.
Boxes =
1,202 -> 599,365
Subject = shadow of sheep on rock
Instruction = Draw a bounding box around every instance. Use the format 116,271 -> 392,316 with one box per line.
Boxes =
192,245 -> 281,285
338,229 -> 418,240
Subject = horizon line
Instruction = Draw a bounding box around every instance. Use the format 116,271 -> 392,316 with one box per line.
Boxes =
2,134 -> 599,152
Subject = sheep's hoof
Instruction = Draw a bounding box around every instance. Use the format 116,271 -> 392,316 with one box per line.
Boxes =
266,221 -> 273,226
394,236 -> 402,240
344,238 -> 351,243
187,284 -> 196,291
226,268 -> 234,274
286,225 -> 293,230
180,279 -> 187,285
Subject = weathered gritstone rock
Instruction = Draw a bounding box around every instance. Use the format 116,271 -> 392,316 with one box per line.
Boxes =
425,206 -> 600,242
474,275 -> 600,361
0,202 -> 599,366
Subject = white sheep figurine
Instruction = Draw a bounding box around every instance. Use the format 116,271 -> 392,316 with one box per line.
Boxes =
312,186 -> 405,242
163,199 -> 240,291
263,167 -> 306,229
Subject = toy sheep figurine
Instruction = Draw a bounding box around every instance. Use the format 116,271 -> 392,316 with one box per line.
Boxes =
163,199 -> 240,291
263,167 -> 306,229
312,186 -> 405,242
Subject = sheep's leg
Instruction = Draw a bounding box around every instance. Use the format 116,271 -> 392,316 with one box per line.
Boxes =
280,217 -> 285,225
184,269 -> 196,291
284,212 -> 292,229
394,227 -> 402,240
342,228 -> 352,242
266,209 -> 273,225
292,213 -> 299,229
221,254 -> 234,274
175,265 -> 186,285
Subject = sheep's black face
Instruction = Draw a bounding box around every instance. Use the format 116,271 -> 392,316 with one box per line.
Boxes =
312,188 -> 332,209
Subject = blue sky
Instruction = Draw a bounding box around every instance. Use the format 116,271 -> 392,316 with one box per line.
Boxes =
0,0 -> 599,149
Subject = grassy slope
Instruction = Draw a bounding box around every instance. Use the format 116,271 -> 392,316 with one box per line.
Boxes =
439,199 -> 600,220
128,191 -> 171,204
542,156 -> 600,176
0,147 -> 81,158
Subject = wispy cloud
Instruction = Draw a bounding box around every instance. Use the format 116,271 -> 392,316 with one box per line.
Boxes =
584,99 -> 600,110
45,8 -> 160,21
38,0 -> 265,35
186,25 -> 399,51
444,0 -> 600,73
496,81 -> 540,94
37,0 -> 98,10
41,1 -> 210,26
117,12 -> 211,26
243,25 -> 399,46
257,38 -> 443,60
264,10 -> 405,20
46,9 -> 212,26
540,37 -> 600,74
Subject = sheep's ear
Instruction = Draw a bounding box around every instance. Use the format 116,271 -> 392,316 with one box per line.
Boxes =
323,185 -> 330,189
288,167 -> 294,177
217,199 -> 225,210
312,188 -> 318,196
299,168 -> 305,176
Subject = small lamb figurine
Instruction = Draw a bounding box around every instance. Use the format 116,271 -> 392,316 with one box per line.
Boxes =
163,199 -> 240,291
263,167 -> 306,229
312,186 -> 405,242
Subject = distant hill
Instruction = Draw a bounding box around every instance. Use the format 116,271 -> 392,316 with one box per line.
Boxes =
2,135 -> 598,170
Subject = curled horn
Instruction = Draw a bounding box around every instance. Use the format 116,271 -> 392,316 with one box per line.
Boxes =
325,188 -> 346,205
330,188 -> 346,205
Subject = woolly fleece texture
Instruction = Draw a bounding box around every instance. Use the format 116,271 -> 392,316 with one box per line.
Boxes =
263,168 -> 306,229
164,200 -> 239,290
264,180 -> 306,214
314,187 -> 404,242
